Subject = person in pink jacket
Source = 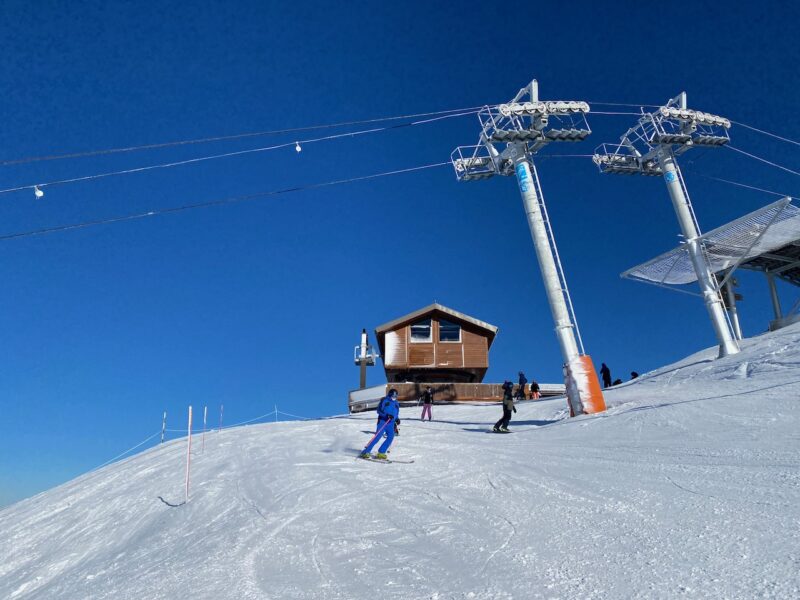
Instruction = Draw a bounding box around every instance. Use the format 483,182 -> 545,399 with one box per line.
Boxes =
420,386 -> 433,421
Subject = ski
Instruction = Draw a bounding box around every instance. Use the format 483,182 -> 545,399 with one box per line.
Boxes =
357,455 -> 415,464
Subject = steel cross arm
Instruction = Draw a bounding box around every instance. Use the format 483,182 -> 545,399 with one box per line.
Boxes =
771,257 -> 800,275
759,252 -> 800,264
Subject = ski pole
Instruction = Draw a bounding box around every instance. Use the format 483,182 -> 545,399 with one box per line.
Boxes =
358,416 -> 394,456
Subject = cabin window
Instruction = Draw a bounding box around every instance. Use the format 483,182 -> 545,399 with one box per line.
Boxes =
439,319 -> 461,342
410,319 -> 432,342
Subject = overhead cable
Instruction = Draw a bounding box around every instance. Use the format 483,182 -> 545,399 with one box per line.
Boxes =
585,100 -> 661,109
0,111 -> 475,197
725,145 -> 800,178
0,161 -> 450,242
0,105 -> 486,166
688,171 -> 795,199
731,120 -> 800,148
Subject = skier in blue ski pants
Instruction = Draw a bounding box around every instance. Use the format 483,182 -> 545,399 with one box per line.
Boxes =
361,390 -> 400,457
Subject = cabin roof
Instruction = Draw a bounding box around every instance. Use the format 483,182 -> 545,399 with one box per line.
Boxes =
375,303 -> 499,341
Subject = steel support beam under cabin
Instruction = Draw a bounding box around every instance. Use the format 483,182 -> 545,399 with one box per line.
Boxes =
766,272 -> 783,321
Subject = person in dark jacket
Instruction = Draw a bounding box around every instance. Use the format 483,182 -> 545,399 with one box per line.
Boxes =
516,371 -> 528,400
420,386 -> 433,421
361,389 -> 400,459
530,379 -> 540,400
600,363 -> 612,388
630,371 -> 639,380
494,380 -> 516,433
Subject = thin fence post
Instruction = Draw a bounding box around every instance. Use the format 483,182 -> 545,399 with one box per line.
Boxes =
185,405 -> 193,504
160,411 -> 167,444
202,405 -> 207,452
219,404 -> 224,431
274,404 -> 278,423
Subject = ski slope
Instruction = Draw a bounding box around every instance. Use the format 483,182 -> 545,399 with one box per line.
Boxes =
2,324 -> 800,599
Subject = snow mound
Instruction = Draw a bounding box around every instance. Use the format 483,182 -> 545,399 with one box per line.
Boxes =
2,325 -> 800,599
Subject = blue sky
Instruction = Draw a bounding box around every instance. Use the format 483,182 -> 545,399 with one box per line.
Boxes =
1,0 -> 798,505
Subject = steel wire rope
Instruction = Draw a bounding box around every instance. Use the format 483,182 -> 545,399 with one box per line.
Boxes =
0,111 -> 654,198
0,103 -> 654,169
724,145 -> 800,177
0,105 -> 487,166
585,100 -> 661,109
587,111 -> 645,116
684,171 -> 795,199
730,120 -> 800,148
0,112 -> 475,196
0,161 -> 450,242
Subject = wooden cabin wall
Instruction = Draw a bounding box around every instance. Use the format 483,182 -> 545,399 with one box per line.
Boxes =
381,317 -> 490,371
383,330 -> 407,366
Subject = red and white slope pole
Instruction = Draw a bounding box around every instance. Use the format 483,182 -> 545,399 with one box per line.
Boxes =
185,405 -> 193,504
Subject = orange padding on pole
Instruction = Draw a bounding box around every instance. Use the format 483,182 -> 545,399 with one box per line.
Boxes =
569,355 -> 606,415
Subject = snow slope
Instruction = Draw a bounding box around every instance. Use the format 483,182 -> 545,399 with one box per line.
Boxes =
2,324 -> 800,599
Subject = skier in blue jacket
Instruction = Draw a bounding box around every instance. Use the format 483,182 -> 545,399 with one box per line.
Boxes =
360,389 -> 400,460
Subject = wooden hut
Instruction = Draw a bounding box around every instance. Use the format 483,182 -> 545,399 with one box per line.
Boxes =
347,303 -> 565,412
374,303 -> 498,384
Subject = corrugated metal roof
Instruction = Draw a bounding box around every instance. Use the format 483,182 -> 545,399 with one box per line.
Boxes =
622,197 -> 800,287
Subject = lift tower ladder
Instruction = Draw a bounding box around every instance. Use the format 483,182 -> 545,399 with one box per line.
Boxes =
593,92 -> 740,358
451,79 -> 605,416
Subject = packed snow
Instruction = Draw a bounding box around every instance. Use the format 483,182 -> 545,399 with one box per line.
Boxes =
2,324 -> 800,599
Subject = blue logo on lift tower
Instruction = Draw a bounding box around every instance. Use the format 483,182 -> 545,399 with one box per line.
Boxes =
516,163 -> 530,192
664,171 -> 677,183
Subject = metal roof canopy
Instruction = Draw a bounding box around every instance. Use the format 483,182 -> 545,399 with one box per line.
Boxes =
622,197 -> 800,292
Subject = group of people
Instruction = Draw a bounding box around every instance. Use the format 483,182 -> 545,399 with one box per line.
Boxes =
359,372 -> 543,458
514,370 -> 540,400
359,364 -> 647,458
599,363 -> 639,388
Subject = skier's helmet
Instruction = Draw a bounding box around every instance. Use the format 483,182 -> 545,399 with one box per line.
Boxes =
389,388 -> 398,398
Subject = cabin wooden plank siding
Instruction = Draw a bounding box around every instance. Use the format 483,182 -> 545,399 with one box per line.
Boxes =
375,303 -> 498,384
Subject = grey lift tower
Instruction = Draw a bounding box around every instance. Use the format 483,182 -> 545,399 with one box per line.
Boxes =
354,329 -> 378,389
451,79 -> 605,416
593,92 -> 740,358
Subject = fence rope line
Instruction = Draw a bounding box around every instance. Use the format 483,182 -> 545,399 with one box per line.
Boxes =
89,431 -> 161,472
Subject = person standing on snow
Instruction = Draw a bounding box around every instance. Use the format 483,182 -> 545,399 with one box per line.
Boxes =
600,363 -> 612,388
494,380 -> 516,433
516,371 -> 528,400
530,379 -> 540,400
420,385 -> 434,421
361,389 -> 400,459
